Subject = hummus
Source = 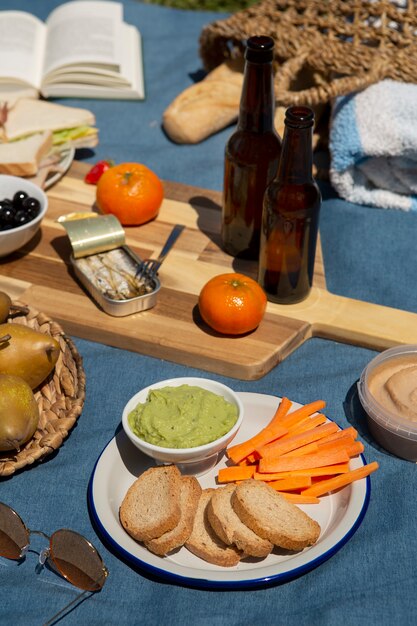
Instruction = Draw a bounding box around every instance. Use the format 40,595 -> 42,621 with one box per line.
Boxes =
128,384 -> 238,448
367,354 -> 417,422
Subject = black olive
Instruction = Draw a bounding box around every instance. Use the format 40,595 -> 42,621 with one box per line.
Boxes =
21,196 -> 41,217
0,199 -> 13,212
0,204 -> 16,224
14,210 -> 32,226
12,190 -> 29,209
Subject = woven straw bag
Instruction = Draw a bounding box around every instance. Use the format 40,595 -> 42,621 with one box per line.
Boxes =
0,304 -> 85,477
200,0 -> 417,106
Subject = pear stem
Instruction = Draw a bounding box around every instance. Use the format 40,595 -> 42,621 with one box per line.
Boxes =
9,304 -> 30,316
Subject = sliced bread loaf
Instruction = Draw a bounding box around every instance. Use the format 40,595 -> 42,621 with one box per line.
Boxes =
119,464 -> 182,542
231,480 -> 321,551
145,476 -> 202,556
207,484 -> 273,558
185,488 -> 241,567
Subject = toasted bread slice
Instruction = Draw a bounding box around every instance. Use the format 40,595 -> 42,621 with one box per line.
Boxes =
207,484 -> 273,558
145,476 -> 202,556
120,464 -> 181,542
185,488 -> 241,567
232,480 -> 321,551
0,131 -> 52,176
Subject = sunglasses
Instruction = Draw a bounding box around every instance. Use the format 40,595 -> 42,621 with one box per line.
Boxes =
0,501 -> 108,625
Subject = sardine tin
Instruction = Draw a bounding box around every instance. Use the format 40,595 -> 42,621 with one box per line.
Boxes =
58,214 -> 160,316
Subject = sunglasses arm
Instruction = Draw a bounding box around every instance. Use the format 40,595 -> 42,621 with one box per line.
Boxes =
42,588 -> 92,626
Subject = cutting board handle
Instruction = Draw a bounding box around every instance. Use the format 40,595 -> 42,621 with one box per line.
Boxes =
311,290 -> 417,350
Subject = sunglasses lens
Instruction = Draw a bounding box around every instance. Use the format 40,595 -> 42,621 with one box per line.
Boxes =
49,529 -> 106,592
0,502 -> 29,560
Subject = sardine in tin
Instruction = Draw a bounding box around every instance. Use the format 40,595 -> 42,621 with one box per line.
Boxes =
58,213 -> 160,316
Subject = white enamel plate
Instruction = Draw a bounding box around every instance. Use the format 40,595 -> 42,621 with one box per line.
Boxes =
88,392 -> 371,589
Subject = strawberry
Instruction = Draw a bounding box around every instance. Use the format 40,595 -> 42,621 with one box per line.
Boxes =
84,160 -> 114,184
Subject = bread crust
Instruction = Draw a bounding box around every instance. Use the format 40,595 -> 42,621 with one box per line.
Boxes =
207,484 -> 273,558
119,464 -> 182,542
232,480 -> 321,551
145,476 -> 202,556
185,488 -> 241,567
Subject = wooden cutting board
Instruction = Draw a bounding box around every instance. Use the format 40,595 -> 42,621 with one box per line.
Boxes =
1,161 -> 417,380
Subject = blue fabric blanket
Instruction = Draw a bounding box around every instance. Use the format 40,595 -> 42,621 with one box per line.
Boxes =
329,79 -> 417,211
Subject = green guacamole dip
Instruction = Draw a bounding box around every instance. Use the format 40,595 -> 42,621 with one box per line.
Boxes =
128,384 -> 238,449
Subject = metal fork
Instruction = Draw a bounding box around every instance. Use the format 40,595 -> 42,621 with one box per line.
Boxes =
136,224 -> 185,279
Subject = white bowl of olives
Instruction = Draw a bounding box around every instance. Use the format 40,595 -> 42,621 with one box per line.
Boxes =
0,175 -> 48,257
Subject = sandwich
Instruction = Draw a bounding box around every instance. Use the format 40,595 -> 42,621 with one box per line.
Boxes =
0,131 -> 52,177
1,98 -> 98,149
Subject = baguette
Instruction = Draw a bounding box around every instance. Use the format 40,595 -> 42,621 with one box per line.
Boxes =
145,476 -> 202,556
185,488 -> 241,567
231,480 -> 320,551
119,464 -> 182,542
163,61 -> 243,144
207,484 -> 273,558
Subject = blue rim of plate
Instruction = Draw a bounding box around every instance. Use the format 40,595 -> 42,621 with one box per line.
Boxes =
87,433 -> 371,589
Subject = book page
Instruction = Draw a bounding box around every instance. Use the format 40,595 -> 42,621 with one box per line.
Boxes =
41,22 -> 145,100
0,12 -> 46,90
43,1 -> 123,76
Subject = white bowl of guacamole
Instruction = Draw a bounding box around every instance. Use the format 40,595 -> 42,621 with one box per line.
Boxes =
122,377 -> 244,475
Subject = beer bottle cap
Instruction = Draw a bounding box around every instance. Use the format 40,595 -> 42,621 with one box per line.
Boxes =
245,36 -> 274,62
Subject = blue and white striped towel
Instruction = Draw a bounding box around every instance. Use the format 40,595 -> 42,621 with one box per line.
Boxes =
329,79 -> 417,211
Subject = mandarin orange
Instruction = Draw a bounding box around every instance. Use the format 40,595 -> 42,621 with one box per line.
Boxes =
96,162 -> 163,226
198,272 -> 267,335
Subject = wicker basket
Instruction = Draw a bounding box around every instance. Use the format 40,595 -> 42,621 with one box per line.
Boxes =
0,304 -> 86,477
200,0 -> 417,106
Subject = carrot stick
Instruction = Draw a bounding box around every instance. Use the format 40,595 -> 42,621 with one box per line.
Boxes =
318,434 -> 354,449
258,449 -> 350,473
280,442 -> 319,457
302,462 -> 379,497
217,465 -> 256,483
268,475 -> 312,491
279,492 -> 321,505
267,397 -> 293,427
346,440 -> 364,457
287,413 -> 328,435
278,400 -> 326,430
226,397 -> 292,464
257,421 -> 339,459
319,426 -> 358,445
317,436 -> 364,458
254,462 -> 350,481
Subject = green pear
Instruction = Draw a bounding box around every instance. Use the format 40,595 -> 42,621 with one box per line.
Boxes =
0,374 -> 40,451
0,323 -> 60,389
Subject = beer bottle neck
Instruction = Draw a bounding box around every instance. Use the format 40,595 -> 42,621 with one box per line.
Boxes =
277,124 -> 313,183
237,60 -> 275,132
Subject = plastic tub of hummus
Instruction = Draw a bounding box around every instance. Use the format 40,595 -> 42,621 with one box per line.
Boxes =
358,345 -> 417,461
122,377 -> 244,476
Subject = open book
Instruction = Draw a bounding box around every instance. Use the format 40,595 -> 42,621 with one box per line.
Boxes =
0,0 -> 144,101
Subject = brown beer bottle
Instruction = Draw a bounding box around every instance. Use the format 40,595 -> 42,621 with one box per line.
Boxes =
221,36 -> 281,260
258,106 -> 321,303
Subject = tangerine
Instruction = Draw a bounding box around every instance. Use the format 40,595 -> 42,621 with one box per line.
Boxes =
198,272 -> 267,335
96,162 -> 164,226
